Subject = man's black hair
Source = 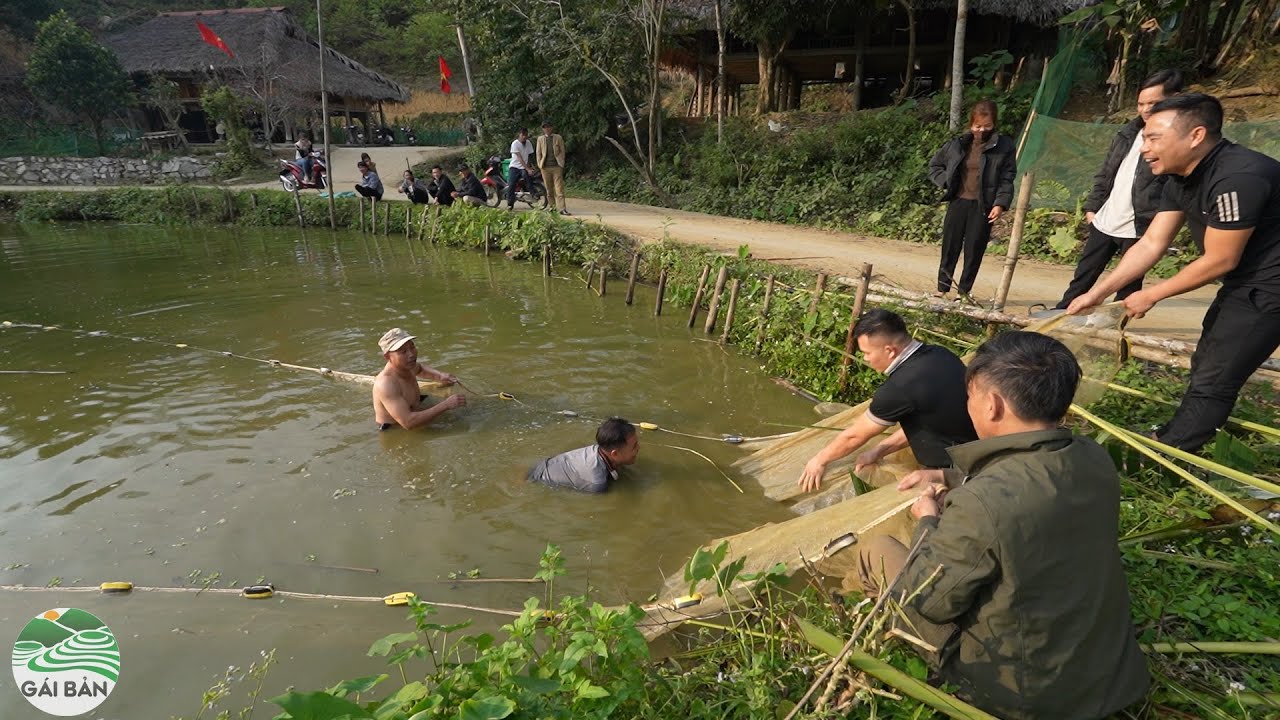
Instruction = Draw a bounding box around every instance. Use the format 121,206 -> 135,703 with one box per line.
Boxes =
597,417 -> 636,450
431,164 -> 442,171
517,127 -> 528,135
541,121 -> 553,128
1140,69 -> 1184,95
1151,93 -> 1223,140
457,163 -> 471,172
966,331 -> 1081,423
852,308 -> 910,342
357,161 -> 368,169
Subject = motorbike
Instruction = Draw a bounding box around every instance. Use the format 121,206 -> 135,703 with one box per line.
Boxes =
398,126 -> 418,145
478,154 -> 547,208
372,125 -> 395,146
344,124 -> 365,145
278,151 -> 327,192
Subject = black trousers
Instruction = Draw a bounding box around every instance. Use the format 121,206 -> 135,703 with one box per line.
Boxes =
1158,286 -> 1280,451
938,199 -> 992,295
355,185 -> 383,201
1054,224 -> 1143,309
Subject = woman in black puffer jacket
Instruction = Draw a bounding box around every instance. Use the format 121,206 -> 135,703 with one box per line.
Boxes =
927,99 -> 1017,299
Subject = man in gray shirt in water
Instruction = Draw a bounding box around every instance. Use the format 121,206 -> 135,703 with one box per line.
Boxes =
528,417 -> 640,492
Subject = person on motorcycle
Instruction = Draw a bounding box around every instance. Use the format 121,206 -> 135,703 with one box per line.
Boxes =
399,170 -> 431,204
453,164 -> 487,207
355,161 -> 384,201
507,128 -> 536,211
427,165 -> 455,206
294,133 -> 315,184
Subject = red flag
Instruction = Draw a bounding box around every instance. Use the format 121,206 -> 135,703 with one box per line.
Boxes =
439,55 -> 453,94
196,20 -> 234,58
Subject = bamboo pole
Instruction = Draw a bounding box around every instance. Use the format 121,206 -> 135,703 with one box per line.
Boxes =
359,196 -> 365,232
704,266 -> 730,334
838,263 -> 873,392
993,171 -> 1036,312
585,261 -> 596,289
291,186 -> 305,227
405,207 -> 411,239
654,269 -> 668,315
416,205 -> 430,242
803,273 -> 828,341
720,278 -> 741,343
483,224 -> 491,256
754,274 -> 776,354
428,205 -> 441,244
625,252 -> 641,305
687,264 -> 712,329
250,192 -> 258,210
542,244 -> 552,277
598,264 -> 607,296
382,200 -> 389,236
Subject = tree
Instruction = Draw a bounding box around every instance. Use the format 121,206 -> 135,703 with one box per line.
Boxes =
25,10 -> 131,154
142,75 -> 189,151
729,0 -> 831,114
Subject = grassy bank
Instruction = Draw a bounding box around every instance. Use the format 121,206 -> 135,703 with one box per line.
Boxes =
3,188 -> 1277,719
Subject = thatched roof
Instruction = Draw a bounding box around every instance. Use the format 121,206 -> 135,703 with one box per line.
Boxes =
104,7 -> 408,103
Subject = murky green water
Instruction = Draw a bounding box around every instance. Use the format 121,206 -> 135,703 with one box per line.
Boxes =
0,223 -> 814,717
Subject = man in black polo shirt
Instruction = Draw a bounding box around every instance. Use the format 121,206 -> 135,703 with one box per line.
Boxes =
798,309 -> 977,492
1068,93 -> 1280,451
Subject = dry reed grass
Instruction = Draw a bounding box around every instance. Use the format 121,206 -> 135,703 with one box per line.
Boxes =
383,90 -> 472,120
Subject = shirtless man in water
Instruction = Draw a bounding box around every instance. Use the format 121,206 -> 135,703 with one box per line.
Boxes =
372,328 -> 466,430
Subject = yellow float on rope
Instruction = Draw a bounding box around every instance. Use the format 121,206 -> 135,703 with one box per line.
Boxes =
499,392 -> 516,401
671,593 -> 703,610
637,422 -> 659,431
99,581 -> 134,593
383,591 -> 416,606
242,584 -> 275,599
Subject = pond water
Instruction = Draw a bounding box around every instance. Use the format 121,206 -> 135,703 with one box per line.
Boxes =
0,223 -> 815,717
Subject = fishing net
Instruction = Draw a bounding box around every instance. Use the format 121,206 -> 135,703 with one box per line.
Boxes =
733,307 -> 1131,507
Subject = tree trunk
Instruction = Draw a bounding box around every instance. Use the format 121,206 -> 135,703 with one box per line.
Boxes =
948,0 -> 967,129
853,22 -> 866,111
714,0 -> 726,144
91,119 -> 105,156
757,44 -> 776,115
1110,30 -> 1133,114
896,0 -> 917,104
647,0 -> 665,172
1205,0 -> 1246,68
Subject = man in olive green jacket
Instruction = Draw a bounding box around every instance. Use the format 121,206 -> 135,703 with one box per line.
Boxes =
858,331 -> 1149,720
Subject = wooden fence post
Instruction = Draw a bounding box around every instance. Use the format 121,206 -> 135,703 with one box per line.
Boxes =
484,224 -> 491,256
428,205 -> 441,244
753,274 -> 776,354
624,252 -> 641,305
720,278 -> 741,343
687,264 -> 712,329
993,171 -> 1035,312
598,264 -> 607,296
543,244 -> 552,276
803,272 -> 828,341
405,206 -> 411,238
585,261 -> 596,290
382,200 -> 389,236
837,263 -> 873,392
359,196 -> 365,232
704,266 -> 730,334
654,269 -> 668,316
291,187 -> 305,228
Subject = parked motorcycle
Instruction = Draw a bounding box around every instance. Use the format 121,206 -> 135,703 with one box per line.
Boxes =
478,154 -> 547,209
398,126 -> 418,145
372,125 -> 395,146
278,151 -> 327,192
344,124 -> 365,145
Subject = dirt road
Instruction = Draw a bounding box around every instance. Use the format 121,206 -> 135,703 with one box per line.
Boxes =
565,197 -> 1254,351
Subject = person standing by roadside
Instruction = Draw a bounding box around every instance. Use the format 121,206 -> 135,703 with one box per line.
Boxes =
507,128 -> 535,211
537,121 -> 570,215
928,99 -> 1017,301
1068,93 -> 1280,452
1049,70 -> 1184,311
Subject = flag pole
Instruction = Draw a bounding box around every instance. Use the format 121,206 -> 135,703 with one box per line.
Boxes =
454,25 -> 476,97
317,0 -> 336,230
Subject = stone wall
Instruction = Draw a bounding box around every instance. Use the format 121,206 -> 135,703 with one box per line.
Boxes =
0,156 -> 214,186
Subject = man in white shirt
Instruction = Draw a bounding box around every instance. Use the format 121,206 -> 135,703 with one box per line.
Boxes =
506,127 -> 536,211
1051,70 -> 1183,310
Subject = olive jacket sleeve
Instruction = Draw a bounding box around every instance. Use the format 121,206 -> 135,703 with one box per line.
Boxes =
900,486 -> 1000,625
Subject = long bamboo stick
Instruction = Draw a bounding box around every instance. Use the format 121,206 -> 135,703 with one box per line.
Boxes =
654,269 -> 668,316
1071,404 -> 1280,537
704,266 -> 729,334
720,278 -> 741,343
838,263 -> 872,392
993,171 -> 1035,312
687,264 -> 712,329
754,274 -> 775,354
625,252 -> 641,305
